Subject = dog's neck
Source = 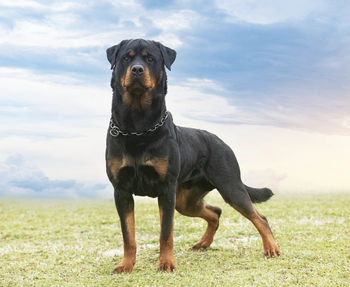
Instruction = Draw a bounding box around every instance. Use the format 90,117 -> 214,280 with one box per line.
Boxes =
111,86 -> 167,133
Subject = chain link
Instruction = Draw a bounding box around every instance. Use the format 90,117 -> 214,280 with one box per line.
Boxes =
109,111 -> 169,137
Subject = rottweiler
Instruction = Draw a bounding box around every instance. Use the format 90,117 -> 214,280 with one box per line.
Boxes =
105,39 -> 280,273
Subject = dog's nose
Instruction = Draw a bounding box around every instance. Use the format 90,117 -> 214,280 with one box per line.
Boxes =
131,64 -> 144,76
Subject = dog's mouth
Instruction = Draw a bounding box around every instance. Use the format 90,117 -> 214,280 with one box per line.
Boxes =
124,80 -> 150,95
122,77 -> 154,95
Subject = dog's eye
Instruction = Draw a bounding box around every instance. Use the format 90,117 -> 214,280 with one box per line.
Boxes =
146,56 -> 153,63
123,56 -> 130,62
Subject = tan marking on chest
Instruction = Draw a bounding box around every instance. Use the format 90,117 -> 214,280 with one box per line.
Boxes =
122,90 -> 152,110
122,91 -> 132,107
140,90 -> 152,109
107,156 -> 133,179
143,157 -> 169,180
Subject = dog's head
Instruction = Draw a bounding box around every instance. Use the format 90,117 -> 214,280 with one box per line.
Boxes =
107,39 -> 176,109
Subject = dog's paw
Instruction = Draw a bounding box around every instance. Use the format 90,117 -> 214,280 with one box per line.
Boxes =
158,259 -> 176,272
190,242 -> 209,251
264,244 -> 280,258
112,259 -> 135,274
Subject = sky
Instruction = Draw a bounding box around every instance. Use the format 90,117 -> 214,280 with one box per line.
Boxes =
0,0 -> 350,198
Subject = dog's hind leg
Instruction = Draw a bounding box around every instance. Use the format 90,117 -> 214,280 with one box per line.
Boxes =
218,181 -> 280,257
206,144 -> 280,257
176,186 -> 222,250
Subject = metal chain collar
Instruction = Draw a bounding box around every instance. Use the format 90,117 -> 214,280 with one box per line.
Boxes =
109,111 -> 169,137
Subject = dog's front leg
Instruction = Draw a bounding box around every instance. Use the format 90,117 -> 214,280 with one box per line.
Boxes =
157,184 -> 176,272
112,190 -> 136,274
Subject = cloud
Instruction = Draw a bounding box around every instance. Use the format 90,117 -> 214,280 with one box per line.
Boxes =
0,1 -> 200,49
0,0 -> 203,83
202,122 -> 350,194
0,67 -> 110,185
167,77 -> 350,136
0,154 -> 110,198
215,0 -> 328,25
1,68 -> 350,197
0,67 -> 110,121
0,0 -> 44,9
1,0 -> 350,197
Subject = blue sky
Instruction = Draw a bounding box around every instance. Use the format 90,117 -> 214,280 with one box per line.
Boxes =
1,0 -> 350,197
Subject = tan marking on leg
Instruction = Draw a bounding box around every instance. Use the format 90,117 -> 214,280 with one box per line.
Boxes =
250,213 -> 280,258
176,187 -> 221,250
158,207 -> 176,272
113,211 -> 136,274
144,157 -> 168,180
175,188 -> 191,214
191,204 -> 220,250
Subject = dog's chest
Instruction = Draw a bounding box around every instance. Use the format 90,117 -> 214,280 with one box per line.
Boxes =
107,153 -> 169,197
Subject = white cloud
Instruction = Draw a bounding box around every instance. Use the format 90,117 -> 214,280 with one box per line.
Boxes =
167,78 -> 350,193
0,0 -> 349,197
50,1 -> 84,12
167,76 -> 350,137
215,0 -> 328,25
166,78 -> 350,194
152,10 -> 200,31
0,0 -> 44,9
196,121 -> 350,194
0,1 -> 201,50
1,67 -> 350,196
0,67 -> 110,183
0,17 -> 127,49
0,0 -> 83,11
0,68 -> 109,118
0,154 -> 110,198
167,78 -> 237,122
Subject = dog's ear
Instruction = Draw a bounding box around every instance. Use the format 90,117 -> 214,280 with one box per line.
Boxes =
155,42 -> 176,71
106,40 -> 128,70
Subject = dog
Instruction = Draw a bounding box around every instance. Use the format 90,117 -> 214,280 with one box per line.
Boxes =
105,39 -> 280,273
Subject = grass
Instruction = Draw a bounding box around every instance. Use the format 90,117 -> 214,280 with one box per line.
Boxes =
0,193 -> 349,286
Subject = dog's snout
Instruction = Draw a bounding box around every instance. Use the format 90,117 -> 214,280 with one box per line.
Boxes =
131,64 -> 144,76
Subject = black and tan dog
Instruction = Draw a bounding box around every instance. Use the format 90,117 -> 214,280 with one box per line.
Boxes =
105,39 -> 280,273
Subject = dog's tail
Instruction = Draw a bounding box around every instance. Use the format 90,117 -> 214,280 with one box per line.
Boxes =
245,185 -> 274,203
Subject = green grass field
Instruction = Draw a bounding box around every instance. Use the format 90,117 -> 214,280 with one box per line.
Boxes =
1,193 -> 349,286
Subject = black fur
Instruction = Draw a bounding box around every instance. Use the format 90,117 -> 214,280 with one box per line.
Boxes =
245,185 -> 274,203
